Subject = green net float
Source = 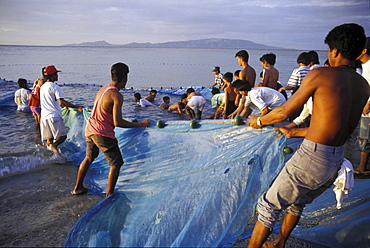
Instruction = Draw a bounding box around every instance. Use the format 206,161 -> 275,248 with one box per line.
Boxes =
283,147 -> 294,154
156,120 -> 165,128
234,115 -> 243,125
189,120 -> 198,128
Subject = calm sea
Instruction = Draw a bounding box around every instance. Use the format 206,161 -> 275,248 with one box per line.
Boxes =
0,46 -> 327,176
0,45 -> 328,87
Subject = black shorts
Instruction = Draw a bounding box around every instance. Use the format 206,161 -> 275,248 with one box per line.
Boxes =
86,135 -> 124,167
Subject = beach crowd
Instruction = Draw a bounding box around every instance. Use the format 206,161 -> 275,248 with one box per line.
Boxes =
12,23 -> 369,248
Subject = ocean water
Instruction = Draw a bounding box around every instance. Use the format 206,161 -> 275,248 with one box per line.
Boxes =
0,45 -> 328,87
0,46 -> 327,175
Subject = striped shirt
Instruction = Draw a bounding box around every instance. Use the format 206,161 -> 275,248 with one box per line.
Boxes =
287,66 -> 310,89
214,73 -> 224,88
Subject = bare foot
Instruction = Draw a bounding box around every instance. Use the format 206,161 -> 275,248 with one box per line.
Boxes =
48,144 -> 61,156
262,236 -> 286,248
354,169 -> 370,175
71,187 -> 88,195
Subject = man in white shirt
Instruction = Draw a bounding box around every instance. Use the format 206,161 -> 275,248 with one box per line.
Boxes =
40,65 -> 83,156
232,80 -> 286,118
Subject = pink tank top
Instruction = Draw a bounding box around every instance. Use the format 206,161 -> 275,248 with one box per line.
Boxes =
85,85 -> 117,139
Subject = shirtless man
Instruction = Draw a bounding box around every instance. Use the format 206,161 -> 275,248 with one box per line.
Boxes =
72,62 -> 150,197
235,50 -> 256,87
169,93 -> 187,114
144,89 -> 157,102
258,53 -> 279,90
247,23 -> 368,248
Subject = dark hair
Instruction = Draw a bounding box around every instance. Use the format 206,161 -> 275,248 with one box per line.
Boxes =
308,51 -> 320,64
150,89 -> 157,94
324,23 -> 366,60
261,53 -> 276,65
324,59 -> 330,66
234,70 -> 241,77
111,62 -> 129,83
232,80 -> 251,92
235,50 -> 249,62
17,78 -> 28,88
186,87 -> 195,94
134,92 -> 141,99
181,93 -> 188,100
297,52 -> 310,65
211,87 -> 221,95
163,96 -> 170,102
44,74 -> 55,80
223,72 -> 233,83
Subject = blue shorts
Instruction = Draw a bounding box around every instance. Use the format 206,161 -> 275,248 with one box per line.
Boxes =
257,139 -> 343,229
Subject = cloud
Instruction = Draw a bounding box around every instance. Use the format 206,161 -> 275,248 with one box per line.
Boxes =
0,0 -> 369,49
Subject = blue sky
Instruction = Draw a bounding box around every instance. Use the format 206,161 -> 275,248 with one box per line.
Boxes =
0,0 -> 369,49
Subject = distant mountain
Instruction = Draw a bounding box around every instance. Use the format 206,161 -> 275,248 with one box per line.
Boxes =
63,40 -> 112,47
64,38 -> 283,49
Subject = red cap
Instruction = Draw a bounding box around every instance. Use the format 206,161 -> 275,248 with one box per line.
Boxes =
44,65 -> 61,75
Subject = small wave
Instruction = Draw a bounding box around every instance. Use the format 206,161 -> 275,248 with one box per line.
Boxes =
0,153 -> 48,177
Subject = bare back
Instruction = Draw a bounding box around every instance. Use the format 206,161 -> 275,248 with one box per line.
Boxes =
293,66 -> 369,146
240,65 -> 256,87
262,67 -> 279,89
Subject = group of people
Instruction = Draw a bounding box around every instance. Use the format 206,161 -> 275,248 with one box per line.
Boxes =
209,48 -> 335,123
14,65 -> 84,156
11,23 -> 370,248
134,87 -> 207,120
245,23 -> 369,248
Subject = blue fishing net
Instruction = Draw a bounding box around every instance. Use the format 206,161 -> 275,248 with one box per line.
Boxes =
63,109 -> 370,247
64,109 -> 287,247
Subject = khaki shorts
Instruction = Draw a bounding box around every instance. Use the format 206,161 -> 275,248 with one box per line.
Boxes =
86,134 -> 124,167
40,117 -> 67,141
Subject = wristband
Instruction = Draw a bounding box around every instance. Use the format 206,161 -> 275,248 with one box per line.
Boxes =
256,117 -> 262,126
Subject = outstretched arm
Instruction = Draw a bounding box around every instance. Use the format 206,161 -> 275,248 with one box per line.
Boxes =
273,126 -> 308,138
59,98 -> 84,112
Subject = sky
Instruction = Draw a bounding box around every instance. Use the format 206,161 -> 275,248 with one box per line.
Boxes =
0,0 -> 369,50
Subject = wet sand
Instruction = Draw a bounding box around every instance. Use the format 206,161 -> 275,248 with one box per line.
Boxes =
0,162 -> 103,247
0,132 -> 362,247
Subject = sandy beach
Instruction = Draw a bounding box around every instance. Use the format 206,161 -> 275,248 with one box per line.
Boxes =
0,161 -> 103,247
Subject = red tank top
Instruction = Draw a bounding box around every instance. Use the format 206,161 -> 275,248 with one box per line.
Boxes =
85,85 -> 117,139
28,80 -> 41,107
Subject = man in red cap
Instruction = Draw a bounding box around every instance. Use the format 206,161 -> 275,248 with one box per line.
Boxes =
40,65 -> 83,156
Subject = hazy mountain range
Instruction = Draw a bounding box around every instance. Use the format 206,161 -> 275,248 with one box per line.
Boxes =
63,38 -> 284,49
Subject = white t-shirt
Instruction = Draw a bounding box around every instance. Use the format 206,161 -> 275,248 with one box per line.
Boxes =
244,87 -> 286,112
14,88 -> 30,112
139,98 -> 155,107
40,81 -> 64,120
362,59 -> 370,84
293,97 -> 313,126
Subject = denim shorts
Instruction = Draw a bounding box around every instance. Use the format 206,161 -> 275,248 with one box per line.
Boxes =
358,138 -> 370,153
257,139 -> 343,229
86,134 -> 124,167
